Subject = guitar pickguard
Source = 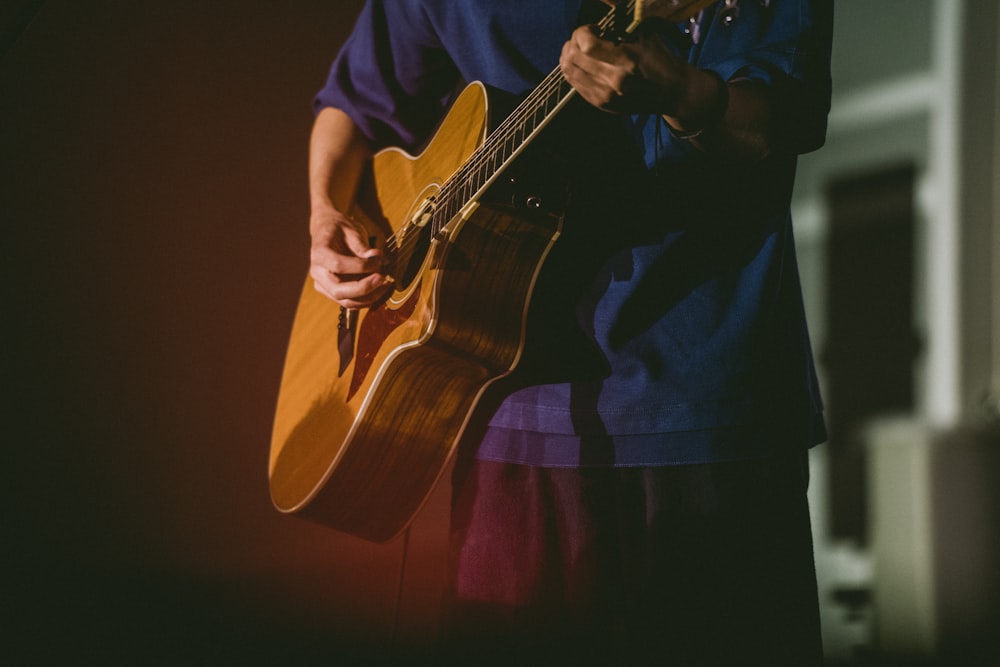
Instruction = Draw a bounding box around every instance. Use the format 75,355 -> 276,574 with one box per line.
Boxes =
346,285 -> 422,401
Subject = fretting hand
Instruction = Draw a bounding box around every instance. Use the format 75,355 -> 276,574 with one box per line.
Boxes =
559,19 -> 726,135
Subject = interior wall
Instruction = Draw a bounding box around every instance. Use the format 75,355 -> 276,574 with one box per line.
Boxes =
793,0 -> 1000,661
958,0 -> 999,418
3,2 -> 451,662
791,0 -> 939,659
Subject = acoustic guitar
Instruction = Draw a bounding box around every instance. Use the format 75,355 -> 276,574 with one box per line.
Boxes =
269,0 -> 715,542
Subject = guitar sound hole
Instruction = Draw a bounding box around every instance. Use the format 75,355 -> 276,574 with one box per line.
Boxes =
393,225 -> 432,290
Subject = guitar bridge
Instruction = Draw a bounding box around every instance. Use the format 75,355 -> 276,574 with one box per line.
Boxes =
337,306 -> 359,376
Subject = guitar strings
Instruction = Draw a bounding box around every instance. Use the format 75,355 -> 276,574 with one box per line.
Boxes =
431,2 -> 629,217
439,0 -> 638,191
381,67 -> 571,264
387,2 -> 623,247
381,0 -> 635,265
383,69 -> 571,264
383,1 -> 634,262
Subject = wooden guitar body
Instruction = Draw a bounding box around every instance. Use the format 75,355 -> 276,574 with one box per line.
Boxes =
269,83 -> 563,542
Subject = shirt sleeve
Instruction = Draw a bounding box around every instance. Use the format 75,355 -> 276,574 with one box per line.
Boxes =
696,0 -> 833,154
313,0 -> 462,151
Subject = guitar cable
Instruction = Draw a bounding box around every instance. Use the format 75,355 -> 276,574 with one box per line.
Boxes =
388,525 -> 412,655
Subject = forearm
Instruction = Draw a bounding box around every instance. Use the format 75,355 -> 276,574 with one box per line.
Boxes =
309,107 -> 372,218
307,107 -> 390,307
663,66 -> 772,163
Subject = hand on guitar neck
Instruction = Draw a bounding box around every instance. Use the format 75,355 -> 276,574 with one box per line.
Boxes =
560,21 -> 722,124
561,0 -> 773,162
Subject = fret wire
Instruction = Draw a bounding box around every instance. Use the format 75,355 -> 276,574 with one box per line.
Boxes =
459,75 -> 560,188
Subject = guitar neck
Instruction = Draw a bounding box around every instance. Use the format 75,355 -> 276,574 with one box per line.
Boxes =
430,1 -> 642,234
429,0 -> 717,235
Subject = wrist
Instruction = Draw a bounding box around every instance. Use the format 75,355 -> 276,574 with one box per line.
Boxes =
664,68 -> 729,140
310,197 -> 343,220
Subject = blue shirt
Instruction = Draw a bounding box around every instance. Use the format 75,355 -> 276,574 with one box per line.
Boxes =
315,0 -> 832,466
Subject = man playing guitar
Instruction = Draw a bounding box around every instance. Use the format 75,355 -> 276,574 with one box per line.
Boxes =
290,0 -> 832,661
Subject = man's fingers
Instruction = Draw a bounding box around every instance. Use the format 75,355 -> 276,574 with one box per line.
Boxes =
310,265 -> 393,308
340,221 -> 379,257
562,25 -> 638,100
310,243 -> 383,276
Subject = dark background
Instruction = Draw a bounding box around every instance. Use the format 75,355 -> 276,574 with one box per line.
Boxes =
3,1 -> 451,662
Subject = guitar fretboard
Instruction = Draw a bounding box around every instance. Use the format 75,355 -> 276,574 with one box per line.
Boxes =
428,1 -> 636,236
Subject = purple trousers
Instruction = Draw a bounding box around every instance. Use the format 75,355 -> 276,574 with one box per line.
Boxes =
443,450 -> 823,665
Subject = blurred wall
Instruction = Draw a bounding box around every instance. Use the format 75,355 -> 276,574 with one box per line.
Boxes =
792,0 -> 1000,662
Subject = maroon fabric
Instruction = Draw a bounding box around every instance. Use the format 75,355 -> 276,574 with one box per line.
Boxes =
443,452 -> 823,664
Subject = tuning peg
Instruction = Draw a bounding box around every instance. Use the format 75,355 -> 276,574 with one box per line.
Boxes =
719,0 -> 740,26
